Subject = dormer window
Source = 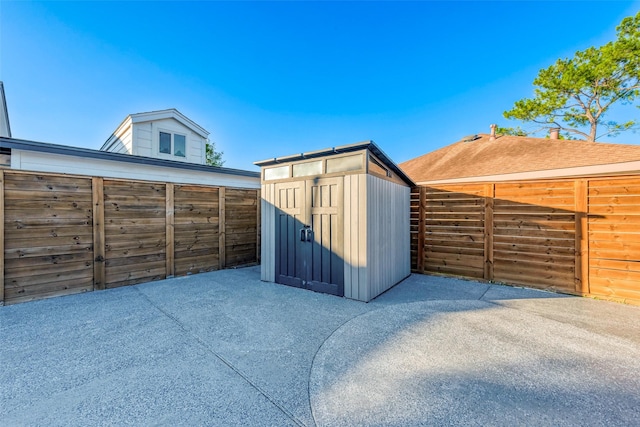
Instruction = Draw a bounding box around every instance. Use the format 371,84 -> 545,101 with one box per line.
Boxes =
159,131 -> 186,157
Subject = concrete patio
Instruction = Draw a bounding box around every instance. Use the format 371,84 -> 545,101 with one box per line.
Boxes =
1,266 -> 639,426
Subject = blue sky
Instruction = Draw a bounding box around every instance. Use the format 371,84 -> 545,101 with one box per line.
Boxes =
1,1 -> 639,170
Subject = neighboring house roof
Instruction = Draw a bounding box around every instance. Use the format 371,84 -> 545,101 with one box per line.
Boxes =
400,133 -> 640,184
100,108 -> 209,150
0,137 -> 259,178
255,140 -> 415,186
0,82 -> 11,138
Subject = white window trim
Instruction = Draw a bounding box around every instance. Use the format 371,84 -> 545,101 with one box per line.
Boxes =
157,128 -> 188,159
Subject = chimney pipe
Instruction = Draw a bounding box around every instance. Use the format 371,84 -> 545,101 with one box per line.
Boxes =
489,124 -> 497,141
549,128 -> 560,140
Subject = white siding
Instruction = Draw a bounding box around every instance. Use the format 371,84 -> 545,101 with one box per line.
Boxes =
103,123 -> 133,155
187,134 -> 204,164
12,150 -> 260,189
137,117 -> 206,165
366,175 -> 410,300
343,174 -> 369,301
260,183 -> 276,282
134,122 -> 152,157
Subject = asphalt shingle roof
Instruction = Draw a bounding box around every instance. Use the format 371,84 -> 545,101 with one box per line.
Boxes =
399,133 -> 640,183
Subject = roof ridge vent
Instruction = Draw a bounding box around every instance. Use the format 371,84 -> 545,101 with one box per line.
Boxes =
461,134 -> 480,142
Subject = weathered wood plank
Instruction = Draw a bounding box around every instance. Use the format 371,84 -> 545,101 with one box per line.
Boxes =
424,263 -> 484,278
5,279 -> 93,304
219,187 -> 226,269
6,268 -> 94,288
106,265 -> 166,285
165,183 -> 174,278
425,253 -> 485,269
106,274 -> 165,289
493,235 -> 574,247
92,177 -> 105,290
493,242 -> 575,256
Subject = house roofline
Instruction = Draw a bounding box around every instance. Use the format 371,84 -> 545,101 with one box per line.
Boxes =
100,108 -> 210,151
0,137 -> 259,178
0,82 -> 11,138
130,109 -> 209,138
415,160 -> 640,185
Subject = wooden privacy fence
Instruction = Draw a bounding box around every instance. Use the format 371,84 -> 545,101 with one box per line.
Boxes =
0,170 -> 260,305
411,175 -> 640,305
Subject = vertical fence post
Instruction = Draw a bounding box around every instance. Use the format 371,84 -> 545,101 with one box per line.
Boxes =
92,177 -> 106,290
0,170 -> 4,305
219,187 -> 226,269
256,189 -> 261,264
416,186 -> 426,273
574,179 -> 589,295
483,183 -> 495,281
165,183 -> 175,278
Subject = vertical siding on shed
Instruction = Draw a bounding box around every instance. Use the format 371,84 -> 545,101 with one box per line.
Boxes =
261,183 -> 276,282
343,174 -> 368,301
366,175 -> 410,301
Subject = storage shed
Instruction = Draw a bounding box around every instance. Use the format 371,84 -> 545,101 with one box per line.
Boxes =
255,141 -> 414,302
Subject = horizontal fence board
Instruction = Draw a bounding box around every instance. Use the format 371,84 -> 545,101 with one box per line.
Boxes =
106,275 -> 166,290
1,171 -> 259,305
4,252 -> 93,270
494,250 -> 574,265
493,227 -> 575,239
493,242 -> 576,256
5,279 -> 93,303
423,263 -> 484,278
5,258 -> 93,279
104,253 -> 166,267
589,205 -> 640,215
414,177 -> 640,304
6,268 -> 93,289
106,266 -> 166,285
589,258 -> 640,272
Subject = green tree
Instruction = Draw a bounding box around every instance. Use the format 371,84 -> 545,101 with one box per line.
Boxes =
504,12 -> 640,141
496,126 -> 528,136
205,141 -> 225,167
205,142 -> 224,166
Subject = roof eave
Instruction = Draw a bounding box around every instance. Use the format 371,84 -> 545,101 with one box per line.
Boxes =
0,137 -> 259,178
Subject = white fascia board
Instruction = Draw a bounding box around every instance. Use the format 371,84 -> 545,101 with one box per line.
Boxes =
12,149 -> 260,189
416,160 -> 640,185
130,109 -> 209,139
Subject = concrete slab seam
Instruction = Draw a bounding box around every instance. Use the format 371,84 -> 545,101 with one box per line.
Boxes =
133,287 -> 307,427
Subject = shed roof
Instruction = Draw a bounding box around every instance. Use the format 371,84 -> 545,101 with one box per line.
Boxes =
0,137 -> 259,178
400,134 -> 640,184
255,140 -> 415,186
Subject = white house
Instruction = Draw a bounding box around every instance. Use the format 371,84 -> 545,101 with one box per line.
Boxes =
101,109 -> 209,165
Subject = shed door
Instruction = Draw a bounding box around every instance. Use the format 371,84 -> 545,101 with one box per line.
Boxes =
273,177 -> 344,296
274,181 -> 307,288
307,177 -> 344,296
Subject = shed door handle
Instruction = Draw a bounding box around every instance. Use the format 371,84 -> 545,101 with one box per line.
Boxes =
300,227 -> 307,242
306,228 -> 313,242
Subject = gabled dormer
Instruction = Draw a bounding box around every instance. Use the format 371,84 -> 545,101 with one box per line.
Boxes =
101,109 -> 209,165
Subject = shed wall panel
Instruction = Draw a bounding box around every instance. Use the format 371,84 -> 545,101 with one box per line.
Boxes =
261,183 -> 276,282
366,175 -> 410,301
343,174 -> 368,300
